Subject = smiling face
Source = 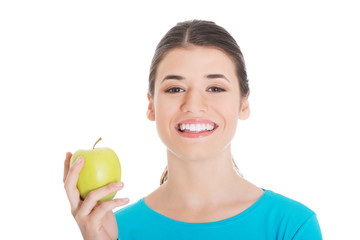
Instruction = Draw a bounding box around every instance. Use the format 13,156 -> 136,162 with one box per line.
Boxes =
147,45 -> 250,161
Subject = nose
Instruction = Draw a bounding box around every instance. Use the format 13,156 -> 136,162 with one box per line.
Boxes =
180,89 -> 208,113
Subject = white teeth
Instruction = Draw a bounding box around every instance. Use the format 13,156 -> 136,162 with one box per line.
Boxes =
178,123 -> 216,132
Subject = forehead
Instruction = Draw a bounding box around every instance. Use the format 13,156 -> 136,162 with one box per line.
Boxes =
156,46 -> 237,81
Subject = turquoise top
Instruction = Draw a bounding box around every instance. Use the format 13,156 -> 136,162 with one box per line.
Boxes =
115,190 -> 322,239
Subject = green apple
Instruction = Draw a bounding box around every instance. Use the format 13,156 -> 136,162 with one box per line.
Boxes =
69,138 -> 121,202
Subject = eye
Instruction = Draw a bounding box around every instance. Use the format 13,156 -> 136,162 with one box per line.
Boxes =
208,86 -> 226,92
165,87 -> 184,93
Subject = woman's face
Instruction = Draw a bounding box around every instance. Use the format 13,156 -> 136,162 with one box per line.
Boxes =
147,46 -> 250,161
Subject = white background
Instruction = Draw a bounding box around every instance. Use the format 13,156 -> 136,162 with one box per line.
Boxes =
1,0 -> 359,239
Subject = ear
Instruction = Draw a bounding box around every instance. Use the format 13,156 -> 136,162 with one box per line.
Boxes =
238,92 -> 250,120
146,92 -> 155,121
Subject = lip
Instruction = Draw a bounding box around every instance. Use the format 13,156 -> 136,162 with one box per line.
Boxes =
176,118 -> 217,125
175,118 -> 218,138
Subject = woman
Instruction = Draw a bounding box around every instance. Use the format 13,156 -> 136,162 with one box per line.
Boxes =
64,20 -> 322,239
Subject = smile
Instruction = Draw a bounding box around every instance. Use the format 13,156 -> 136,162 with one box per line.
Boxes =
175,119 -> 218,138
178,123 -> 215,132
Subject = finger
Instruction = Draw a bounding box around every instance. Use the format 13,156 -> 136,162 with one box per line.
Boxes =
63,152 -> 72,183
64,156 -> 84,213
91,198 -> 130,222
78,182 -> 125,217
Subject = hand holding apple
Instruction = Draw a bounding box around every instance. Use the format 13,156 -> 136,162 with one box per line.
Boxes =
63,149 -> 129,239
69,137 -> 122,202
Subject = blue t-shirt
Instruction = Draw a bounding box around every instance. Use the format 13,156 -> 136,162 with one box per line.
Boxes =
115,189 -> 322,239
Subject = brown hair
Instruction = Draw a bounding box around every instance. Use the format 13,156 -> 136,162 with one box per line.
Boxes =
147,20 -> 249,185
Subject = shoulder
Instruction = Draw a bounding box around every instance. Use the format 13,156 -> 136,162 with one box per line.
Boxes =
257,190 -> 322,239
114,197 -> 158,234
261,190 -> 315,217
114,197 -> 173,239
114,198 -> 146,223
113,199 -> 148,239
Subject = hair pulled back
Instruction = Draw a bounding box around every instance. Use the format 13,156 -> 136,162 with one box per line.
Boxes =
147,20 -> 249,185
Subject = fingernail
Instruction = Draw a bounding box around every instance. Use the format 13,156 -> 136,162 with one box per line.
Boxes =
115,182 -> 123,187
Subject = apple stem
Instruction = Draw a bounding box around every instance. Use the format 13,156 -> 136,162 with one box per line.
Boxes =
93,137 -> 102,149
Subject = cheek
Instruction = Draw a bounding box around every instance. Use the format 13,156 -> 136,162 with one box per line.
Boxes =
217,95 -> 240,115
216,98 -> 240,131
154,97 -> 176,130
225,109 -> 239,130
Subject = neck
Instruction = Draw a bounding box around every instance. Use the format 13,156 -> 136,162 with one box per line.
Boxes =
162,146 -> 246,209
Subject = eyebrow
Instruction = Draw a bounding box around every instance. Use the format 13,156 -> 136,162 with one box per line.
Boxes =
161,74 -> 229,83
206,74 -> 229,82
161,75 -> 184,83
